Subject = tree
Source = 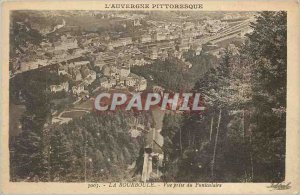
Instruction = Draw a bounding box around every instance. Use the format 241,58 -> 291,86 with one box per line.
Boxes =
10,13 -> 43,55
14,116 -> 49,181
11,71 -> 52,181
161,11 -> 287,182
49,126 -> 73,181
244,11 -> 287,182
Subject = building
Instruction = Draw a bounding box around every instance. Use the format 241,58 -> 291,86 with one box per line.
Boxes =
58,66 -> 68,75
83,76 -> 95,86
102,65 -> 111,77
119,66 -> 130,77
205,19 -> 228,33
173,50 -> 183,59
133,19 -> 141,26
125,76 -> 137,87
72,83 -> 85,95
137,77 -> 147,91
120,37 -> 133,46
157,41 -> 175,52
147,47 -> 158,60
89,70 -> 97,80
118,79 -> 125,86
100,77 -> 109,88
70,61 -> 90,68
140,34 -> 152,43
53,37 -> 78,51
49,82 -> 69,93
80,66 -> 91,78
125,73 -> 147,91
153,32 -> 167,41
131,55 -> 148,66
109,78 -> 117,87
110,37 -> 133,48
183,61 -> 193,69
178,43 -> 190,52
99,77 -> 116,89
72,69 -> 82,81
83,70 -> 97,86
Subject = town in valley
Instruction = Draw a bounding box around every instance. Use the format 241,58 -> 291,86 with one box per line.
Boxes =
9,11 -> 286,183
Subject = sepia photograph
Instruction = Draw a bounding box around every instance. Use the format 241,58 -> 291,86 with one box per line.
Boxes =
8,9 -> 287,183
1,1 -> 299,194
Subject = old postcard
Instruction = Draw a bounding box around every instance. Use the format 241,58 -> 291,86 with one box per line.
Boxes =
0,0 -> 299,194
